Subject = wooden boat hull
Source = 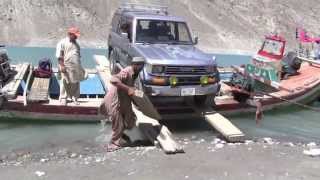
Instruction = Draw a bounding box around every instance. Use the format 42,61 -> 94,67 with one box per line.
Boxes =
1,99 -> 104,122
1,61 -> 320,122
0,63 -> 106,122
216,63 -> 320,116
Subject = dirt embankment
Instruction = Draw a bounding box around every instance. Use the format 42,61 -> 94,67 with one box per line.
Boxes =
1,0 -> 320,51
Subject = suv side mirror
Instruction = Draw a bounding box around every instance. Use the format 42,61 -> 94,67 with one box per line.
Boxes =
193,36 -> 199,45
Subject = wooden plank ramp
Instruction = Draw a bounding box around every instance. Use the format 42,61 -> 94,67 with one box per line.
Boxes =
193,106 -> 245,142
94,55 -> 111,89
94,55 -> 183,154
205,112 -> 245,142
133,90 -> 184,154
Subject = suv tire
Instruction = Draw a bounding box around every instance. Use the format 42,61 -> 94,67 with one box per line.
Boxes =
194,94 -> 215,107
109,50 -> 119,75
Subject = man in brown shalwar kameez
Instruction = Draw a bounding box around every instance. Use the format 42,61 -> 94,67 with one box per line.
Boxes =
102,57 -> 144,152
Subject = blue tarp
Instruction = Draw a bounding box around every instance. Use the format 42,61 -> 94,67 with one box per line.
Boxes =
49,73 -> 106,97
80,74 -> 105,95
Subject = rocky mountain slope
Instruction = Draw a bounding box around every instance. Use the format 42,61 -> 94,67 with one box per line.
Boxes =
1,0 -> 320,52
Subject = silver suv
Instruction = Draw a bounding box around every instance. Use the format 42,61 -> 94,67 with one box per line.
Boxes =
107,4 -> 220,105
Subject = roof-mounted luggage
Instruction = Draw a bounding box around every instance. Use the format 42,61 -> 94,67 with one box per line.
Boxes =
119,3 -> 169,15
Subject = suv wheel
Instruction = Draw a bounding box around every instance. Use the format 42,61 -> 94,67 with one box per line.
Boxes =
193,94 -> 215,107
109,50 -> 119,75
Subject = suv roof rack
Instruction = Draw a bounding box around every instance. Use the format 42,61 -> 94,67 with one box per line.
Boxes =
119,3 -> 169,15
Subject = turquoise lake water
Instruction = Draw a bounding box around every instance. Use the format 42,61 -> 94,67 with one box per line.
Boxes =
5,46 -> 250,68
6,46 -> 107,69
0,46 -> 319,154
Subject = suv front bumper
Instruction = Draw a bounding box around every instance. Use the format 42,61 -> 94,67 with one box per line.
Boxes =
144,83 -> 221,96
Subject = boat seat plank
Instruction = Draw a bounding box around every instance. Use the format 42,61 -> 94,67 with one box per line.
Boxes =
28,77 -> 50,102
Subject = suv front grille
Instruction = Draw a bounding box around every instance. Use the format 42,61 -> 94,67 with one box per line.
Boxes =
176,76 -> 201,85
165,66 -> 207,75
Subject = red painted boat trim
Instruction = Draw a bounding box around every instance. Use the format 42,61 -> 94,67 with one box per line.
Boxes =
3,101 -> 99,116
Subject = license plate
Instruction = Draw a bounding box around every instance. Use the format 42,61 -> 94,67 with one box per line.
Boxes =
181,88 -> 196,96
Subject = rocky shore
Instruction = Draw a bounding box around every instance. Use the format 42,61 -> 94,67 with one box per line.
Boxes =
1,135 -> 320,180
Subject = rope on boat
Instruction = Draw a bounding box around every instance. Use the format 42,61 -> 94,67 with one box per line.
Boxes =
256,91 -> 320,112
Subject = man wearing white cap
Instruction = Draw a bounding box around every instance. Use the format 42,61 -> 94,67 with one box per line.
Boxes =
56,27 -> 86,105
101,57 -> 144,152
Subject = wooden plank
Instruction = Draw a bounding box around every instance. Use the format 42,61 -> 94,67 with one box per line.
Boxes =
298,56 -> 320,66
94,55 -> 111,90
205,112 -> 245,142
132,90 -> 162,120
28,77 -> 50,102
188,103 -> 245,142
11,63 -> 29,91
23,66 -> 34,106
2,63 -> 30,99
133,106 -> 184,154
94,55 -> 109,68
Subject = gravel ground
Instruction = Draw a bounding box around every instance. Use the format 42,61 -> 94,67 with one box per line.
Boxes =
1,136 -> 320,180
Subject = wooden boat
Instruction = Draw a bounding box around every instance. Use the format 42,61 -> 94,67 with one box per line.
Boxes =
1,34 -> 320,122
215,62 -> 320,115
215,34 -> 320,116
0,61 -> 106,122
1,57 -> 320,122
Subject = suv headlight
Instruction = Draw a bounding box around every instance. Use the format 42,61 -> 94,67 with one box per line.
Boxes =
152,65 -> 165,74
145,64 -> 152,73
145,64 -> 165,74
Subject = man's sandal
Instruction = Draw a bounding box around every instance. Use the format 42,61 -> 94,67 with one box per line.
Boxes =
104,142 -> 122,152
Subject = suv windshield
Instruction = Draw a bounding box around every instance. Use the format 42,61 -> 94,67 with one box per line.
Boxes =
136,19 -> 192,44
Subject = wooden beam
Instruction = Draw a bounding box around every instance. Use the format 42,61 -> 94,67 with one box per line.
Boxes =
190,105 -> 245,143
133,106 -> 184,154
298,56 -> 320,66
204,112 -> 245,142
132,90 -> 161,120
23,65 -> 34,106
94,55 -> 109,68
